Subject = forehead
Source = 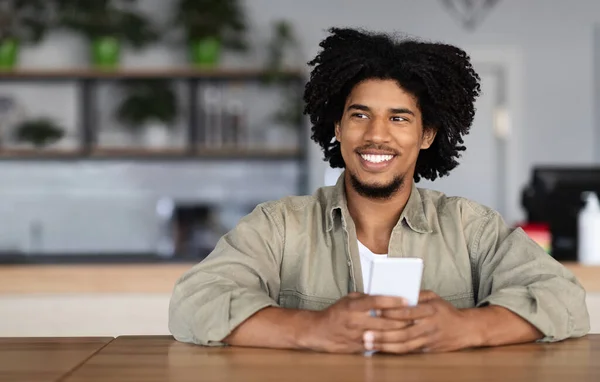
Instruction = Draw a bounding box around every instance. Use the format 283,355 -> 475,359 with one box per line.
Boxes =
345,79 -> 418,109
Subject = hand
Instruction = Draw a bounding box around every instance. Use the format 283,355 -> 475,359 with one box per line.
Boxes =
300,292 -> 412,353
364,290 -> 481,354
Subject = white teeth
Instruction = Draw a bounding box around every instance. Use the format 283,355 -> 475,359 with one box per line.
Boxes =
360,154 -> 394,163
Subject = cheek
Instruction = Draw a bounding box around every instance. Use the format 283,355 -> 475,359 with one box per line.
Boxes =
339,126 -> 362,146
394,129 -> 422,148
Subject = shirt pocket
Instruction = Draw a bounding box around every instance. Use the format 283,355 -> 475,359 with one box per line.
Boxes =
278,290 -> 337,311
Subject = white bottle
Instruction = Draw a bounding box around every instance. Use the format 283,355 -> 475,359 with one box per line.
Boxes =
578,191 -> 600,265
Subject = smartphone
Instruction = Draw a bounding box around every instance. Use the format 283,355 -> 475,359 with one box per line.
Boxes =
367,257 -> 424,306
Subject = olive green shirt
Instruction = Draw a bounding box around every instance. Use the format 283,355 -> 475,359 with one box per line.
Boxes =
169,174 -> 590,346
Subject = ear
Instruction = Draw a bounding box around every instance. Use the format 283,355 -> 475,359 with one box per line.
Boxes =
420,127 -> 437,149
334,122 -> 341,142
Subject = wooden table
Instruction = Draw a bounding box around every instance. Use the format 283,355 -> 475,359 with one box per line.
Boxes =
31,334 -> 595,382
0,337 -> 112,382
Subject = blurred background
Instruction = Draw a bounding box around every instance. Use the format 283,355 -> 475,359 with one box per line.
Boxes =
1,0 -> 600,337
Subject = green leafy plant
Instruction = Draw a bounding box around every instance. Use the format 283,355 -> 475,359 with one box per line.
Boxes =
263,21 -> 300,82
55,0 -> 158,49
0,0 -> 55,68
172,0 -> 249,51
115,80 -> 178,131
13,118 -> 65,147
0,0 -> 54,44
261,20 -> 304,130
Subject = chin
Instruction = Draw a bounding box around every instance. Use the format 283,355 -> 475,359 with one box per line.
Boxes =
348,169 -> 405,199
357,172 -> 396,186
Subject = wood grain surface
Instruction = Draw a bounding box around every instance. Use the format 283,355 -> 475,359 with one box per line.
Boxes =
63,335 -> 600,382
0,337 -> 113,382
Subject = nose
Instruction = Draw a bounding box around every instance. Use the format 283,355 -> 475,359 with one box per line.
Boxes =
363,116 -> 391,143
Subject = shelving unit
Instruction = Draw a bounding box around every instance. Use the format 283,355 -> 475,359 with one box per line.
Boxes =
0,67 -> 309,193
0,147 -> 302,161
0,68 -> 305,80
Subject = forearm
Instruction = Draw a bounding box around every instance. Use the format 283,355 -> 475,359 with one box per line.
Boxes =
475,214 -> 589,341
465,305 -> 543,347
224,307 -> 318,350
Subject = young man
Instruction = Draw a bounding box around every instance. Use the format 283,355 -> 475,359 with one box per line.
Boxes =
169,28 -> 590,354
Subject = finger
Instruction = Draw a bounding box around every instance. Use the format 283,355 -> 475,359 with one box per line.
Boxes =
347,295 -> 407,312
360,316 -> 414,331
347,292 -> 365,299
366,320 -> 436,344
381,303 -> 436,321
418,290 -> 440,303
375,334 -> 432,354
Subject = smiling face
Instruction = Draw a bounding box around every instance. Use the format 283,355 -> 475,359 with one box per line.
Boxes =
335,79 -> 437,199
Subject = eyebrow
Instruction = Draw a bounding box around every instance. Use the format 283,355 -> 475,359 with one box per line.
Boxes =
347,103 -> 415,116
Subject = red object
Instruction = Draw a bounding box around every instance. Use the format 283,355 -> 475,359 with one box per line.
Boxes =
517,222 -> 551,254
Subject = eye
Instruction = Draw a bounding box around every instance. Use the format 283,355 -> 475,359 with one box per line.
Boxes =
351,113 -> 368,119
391,116 -> 408,122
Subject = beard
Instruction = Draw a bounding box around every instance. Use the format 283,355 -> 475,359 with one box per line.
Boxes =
349,170 -> 405,199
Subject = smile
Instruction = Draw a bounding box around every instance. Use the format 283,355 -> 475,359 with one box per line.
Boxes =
360,154 -> 395,163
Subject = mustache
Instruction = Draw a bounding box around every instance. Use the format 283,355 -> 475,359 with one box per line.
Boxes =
355,144 -> 399,155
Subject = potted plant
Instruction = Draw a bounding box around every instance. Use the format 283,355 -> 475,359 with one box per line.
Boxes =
13,117 -> 65,148
0,0 -> 54,70
261,21 -> 304,146
263,20 -> 300,82
55,0 -> 159,69
115,80 -> 179,146
171,0 -> 249,68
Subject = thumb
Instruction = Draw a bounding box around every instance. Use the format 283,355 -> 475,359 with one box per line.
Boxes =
418,290 -> 439,303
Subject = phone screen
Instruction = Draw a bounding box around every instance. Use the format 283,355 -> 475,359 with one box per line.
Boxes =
367,257 -> 424,306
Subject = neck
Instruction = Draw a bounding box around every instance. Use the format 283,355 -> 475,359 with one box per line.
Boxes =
344,173 -> 413,253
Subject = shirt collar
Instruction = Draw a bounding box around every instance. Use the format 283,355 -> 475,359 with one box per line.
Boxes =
400,182 -> 432,234
325,173 -> 347,232
325,171 -> 432,234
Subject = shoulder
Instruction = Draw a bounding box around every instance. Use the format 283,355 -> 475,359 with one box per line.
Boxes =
416,186 -> 514,256
257,194 -> 321,216
254,186 -> 332,221
416,186 -> 501,227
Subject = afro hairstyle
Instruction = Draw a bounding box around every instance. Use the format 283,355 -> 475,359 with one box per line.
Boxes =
303,27 -> 482,182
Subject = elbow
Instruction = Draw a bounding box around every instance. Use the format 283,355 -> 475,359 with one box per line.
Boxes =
566,278 -> 591,338
547,280 -> 591,340
167,282 -> 232,346
168,284 -> 199,344
571,318 -> 591,339
168,312 -> 196,345
570,290 -> 591,338
564,308 -> 591,340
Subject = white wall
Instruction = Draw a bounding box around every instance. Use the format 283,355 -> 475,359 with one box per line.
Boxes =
3,0 -> 600,250
242,0 -> 600,223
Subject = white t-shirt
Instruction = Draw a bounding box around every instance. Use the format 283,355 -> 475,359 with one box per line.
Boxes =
357,240 -> 388,292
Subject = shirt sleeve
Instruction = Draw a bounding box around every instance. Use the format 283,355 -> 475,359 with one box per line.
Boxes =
168,203 -> 283,346
473,210 -> 590,342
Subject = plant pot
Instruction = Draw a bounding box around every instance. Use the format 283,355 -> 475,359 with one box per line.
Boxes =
142,122 -> 171,148
91,37 -> 120,69
190,37 -> 221,68
0,39 -> 19,70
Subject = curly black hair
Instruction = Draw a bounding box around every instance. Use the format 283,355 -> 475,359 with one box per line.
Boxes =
304,28 -> 481,182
